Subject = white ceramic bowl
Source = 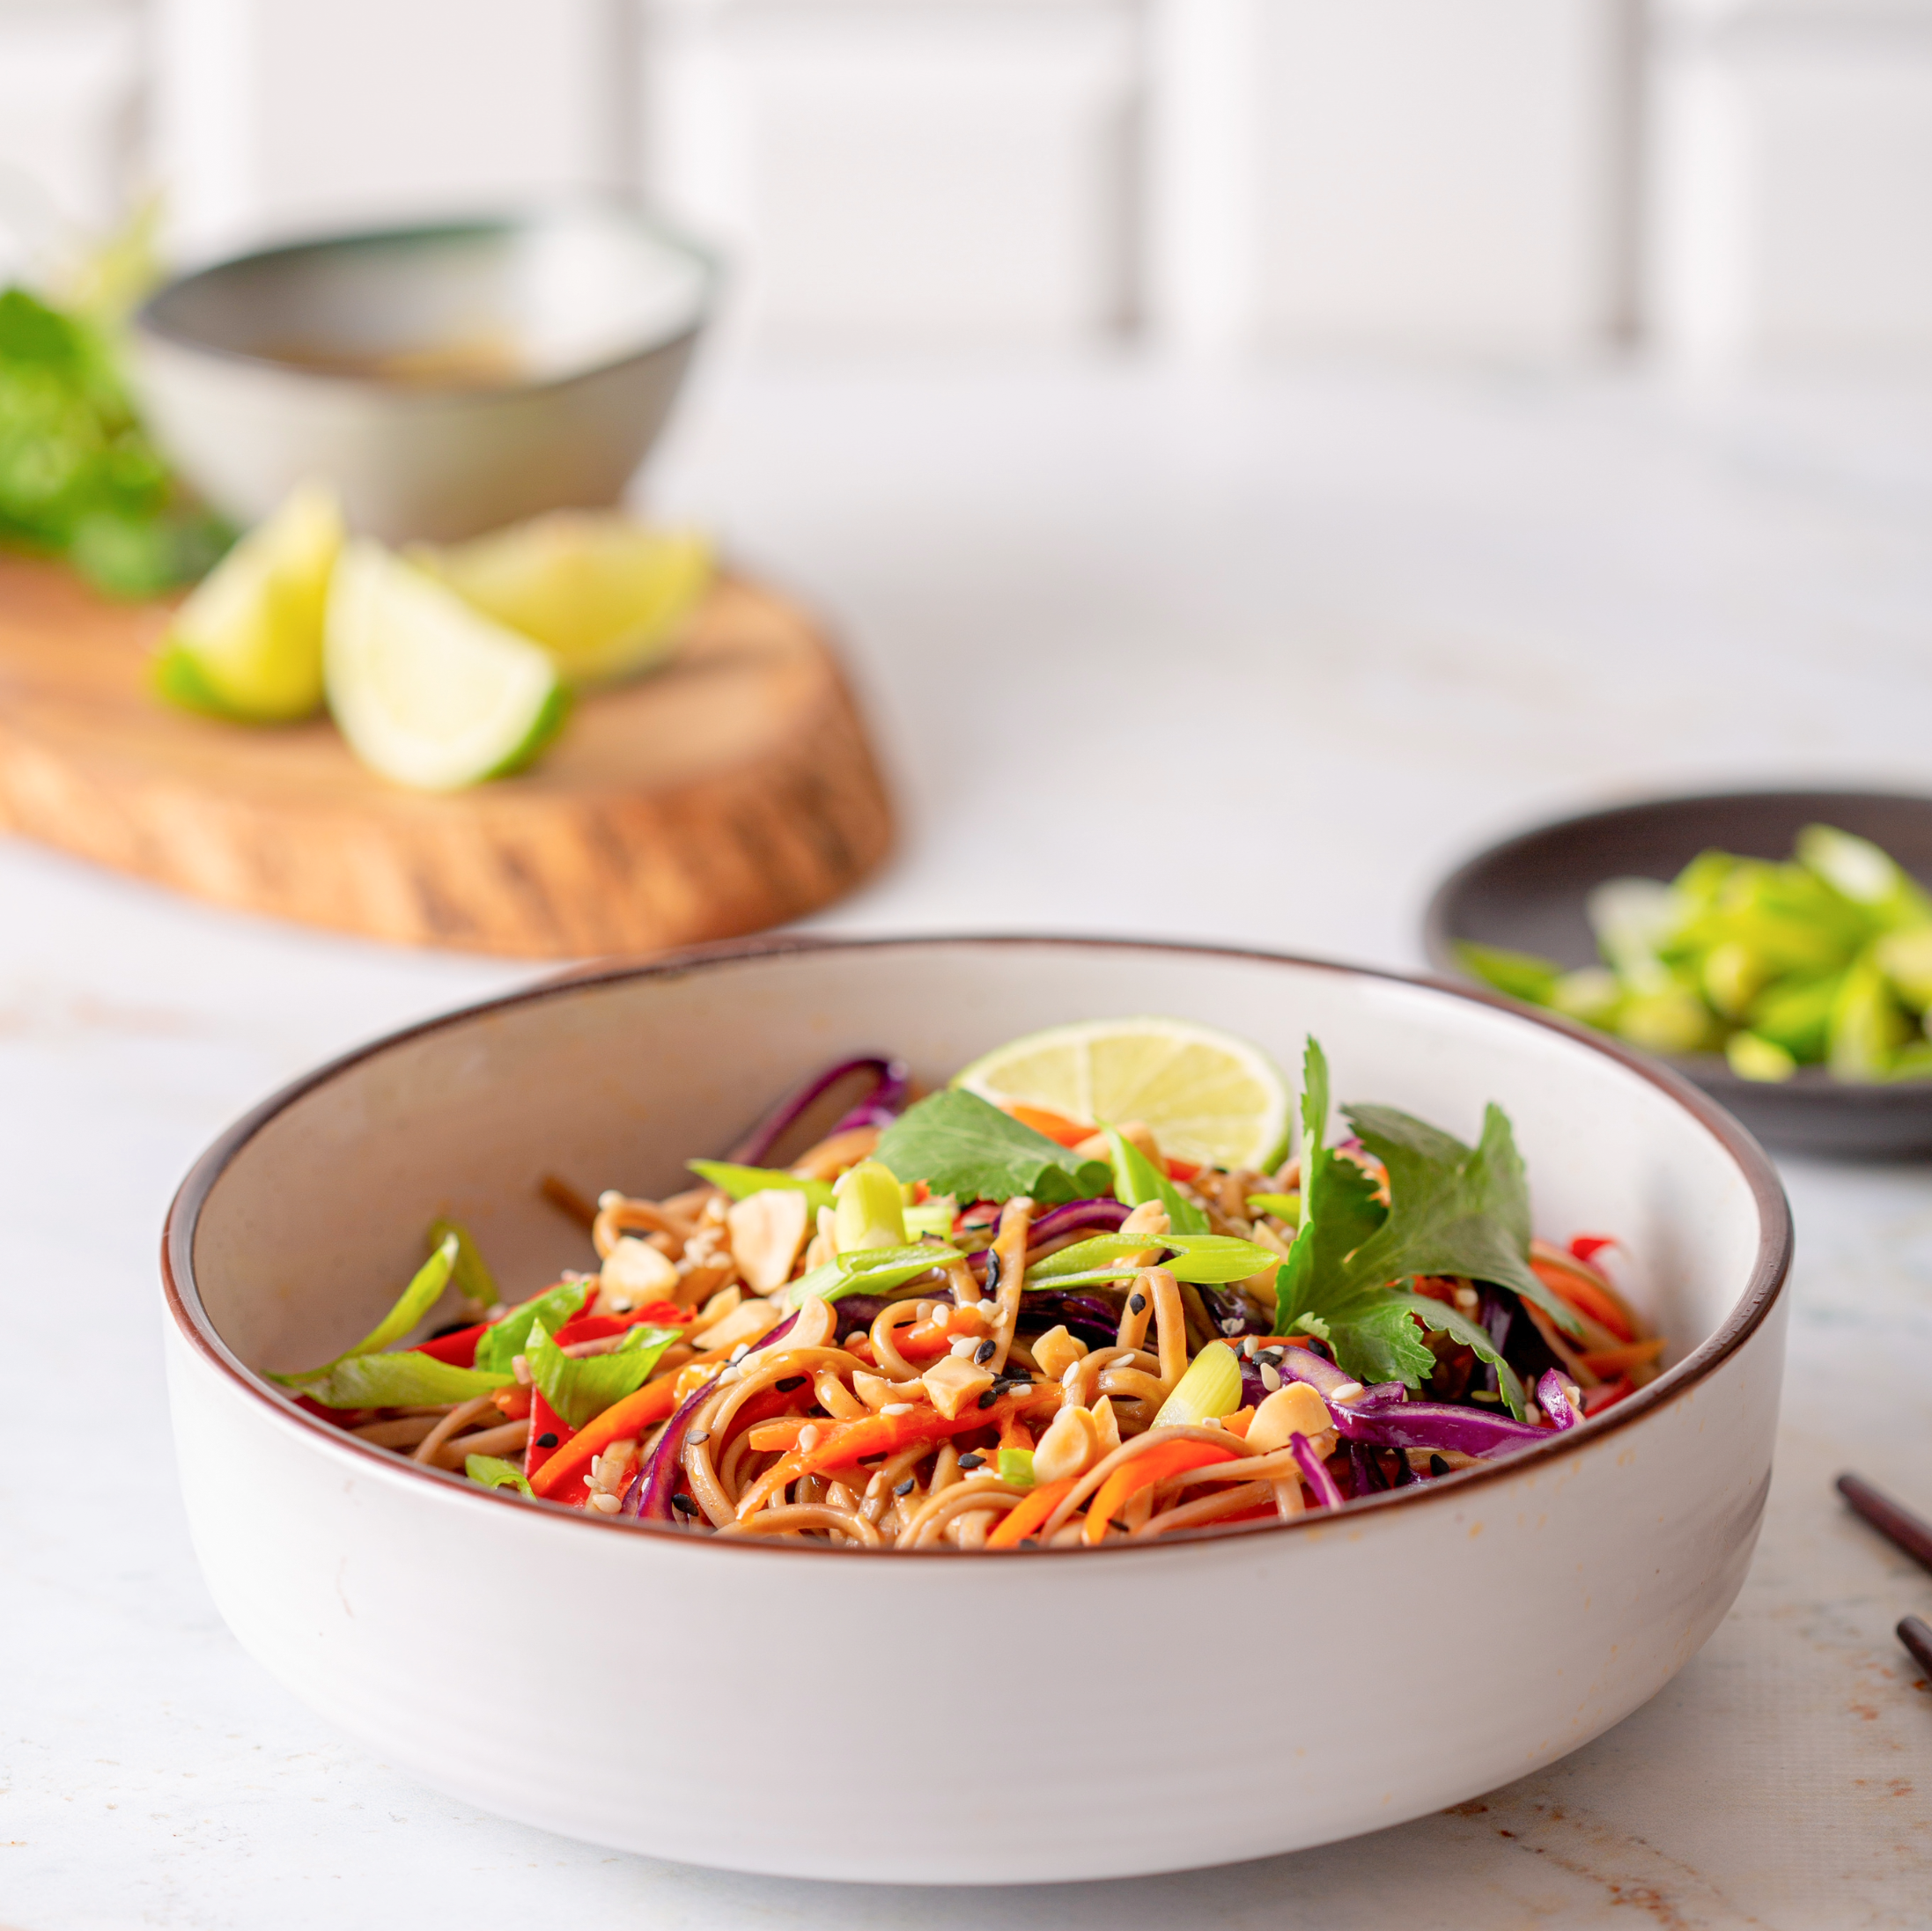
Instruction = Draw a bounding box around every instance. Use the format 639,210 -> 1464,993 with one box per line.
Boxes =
162,938 -> 1791,1884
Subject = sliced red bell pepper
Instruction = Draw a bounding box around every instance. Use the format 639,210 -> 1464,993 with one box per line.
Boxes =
1569,1235 -> 1617,1264
525,1388 -> 572,1478
410,1322 -> 486,1367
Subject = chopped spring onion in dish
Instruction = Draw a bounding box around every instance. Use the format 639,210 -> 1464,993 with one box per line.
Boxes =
1457,824 -> 1932,1084
279,1034 -> 1662,1547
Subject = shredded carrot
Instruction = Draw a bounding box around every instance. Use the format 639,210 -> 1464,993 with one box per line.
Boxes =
1578,1338 -> 1665,1377
893,1304 -> 991,1363
986,1476 -> 1080,1548
492,1384 -> 533,1420
527,1368 -> 692,1498
1218,1407 -> 1255,1438
1006,1102 -> 1093,1147
1084,1442 -> 1238,1544
746,1416 -> 810,1453
1529,1251 -> 1636,1345
735,1396 -> 1030,1518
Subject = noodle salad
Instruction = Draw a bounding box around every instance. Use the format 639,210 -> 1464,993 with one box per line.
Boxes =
277,1032 -> 1662,1550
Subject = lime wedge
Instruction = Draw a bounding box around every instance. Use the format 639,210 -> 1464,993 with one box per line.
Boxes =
955,1018 -> 1292,1171
324,541 -> 568,792
152,482 -> 342,721
417,513 -> 712,686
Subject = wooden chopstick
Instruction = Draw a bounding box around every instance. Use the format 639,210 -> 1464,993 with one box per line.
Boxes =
1837,1475 -> 1932,1682
1836,1473 -> 1932,1576
1899,1616 -> 1932,1677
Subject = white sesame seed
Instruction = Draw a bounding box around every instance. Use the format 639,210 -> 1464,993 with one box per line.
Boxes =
586,1492 -> 622,1515
1258,1362 -> 1282,1392
687,1431 -> 709,1447
729,1343 -> 750,1364
610,1297 -> 633,1314
882,1402 -> 914,1416
598,1190 -> 622,1208
716,1366 -> 741,1385
843,1332 -> 866,1350
1242,1336 -> 1259,1359
1333,1380 -> 1365,1403
798,1425 -> 822,1453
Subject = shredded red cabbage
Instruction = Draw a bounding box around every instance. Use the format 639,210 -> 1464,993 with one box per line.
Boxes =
728,1057 -> 908,1167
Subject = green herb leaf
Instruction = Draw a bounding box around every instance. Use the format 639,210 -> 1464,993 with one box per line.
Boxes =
427,1218 -> 498,1309
688,1160 -> 837,1217
1105,1126 -> 1210,1235
874,1088 -> 1113,1205
1341,1102 -> 1582,1338
1390,1293 -> 1528,1420
473,1279 -> 594,1375
527,1323 -> 682,1432
465,1454 -> 533,1496
1273,1037 -> 1578,1389
292,1350 -> 512,1411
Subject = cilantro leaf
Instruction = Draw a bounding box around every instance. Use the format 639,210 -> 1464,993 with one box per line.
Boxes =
1299,1297 -> 1438,1387
1343,1102 -> 1582,1338
874,1088 -> 1112,1205
1390,1292 -> 1528,1419
1272,1037 -> 1575,1390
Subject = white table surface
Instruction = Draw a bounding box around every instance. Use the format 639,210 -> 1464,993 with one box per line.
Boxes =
6,354 -> 1932,1930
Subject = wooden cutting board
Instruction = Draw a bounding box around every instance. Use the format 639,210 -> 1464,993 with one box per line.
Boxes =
0,553 -> 892,956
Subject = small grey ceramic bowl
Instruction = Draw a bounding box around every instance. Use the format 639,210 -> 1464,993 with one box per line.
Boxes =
130,201 -> 717,543
1425,787 -> 1932,1161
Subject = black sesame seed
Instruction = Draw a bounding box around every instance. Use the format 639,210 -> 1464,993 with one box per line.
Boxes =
857,1453 -> 886,1465
1429,1454 -> 1450,1478
984,1252 -> 1002,1293
974,1338 -> 997,1365
894,1477 -> 916,1496
977,1389 -> 999,1409
1260,1349 -> 1285,1367
1109,1518 -> 1130,1533
671,1492 -> 700,1515
535,1432 -> 559,1448
1019,1536 -> 1039,1547
1129,1293 -> 1147,1315
774,1375 -> 807,1391
958,1452 -> 985,1470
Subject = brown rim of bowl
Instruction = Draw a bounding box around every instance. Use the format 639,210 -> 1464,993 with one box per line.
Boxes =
131,201 -> 719,398
160,932 -> 1793,1560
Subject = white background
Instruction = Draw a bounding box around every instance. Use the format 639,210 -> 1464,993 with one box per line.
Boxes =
4,0 -> 1932,364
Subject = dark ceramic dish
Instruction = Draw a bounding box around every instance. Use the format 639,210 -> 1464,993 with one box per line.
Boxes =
1424,788 -> 1932,1160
